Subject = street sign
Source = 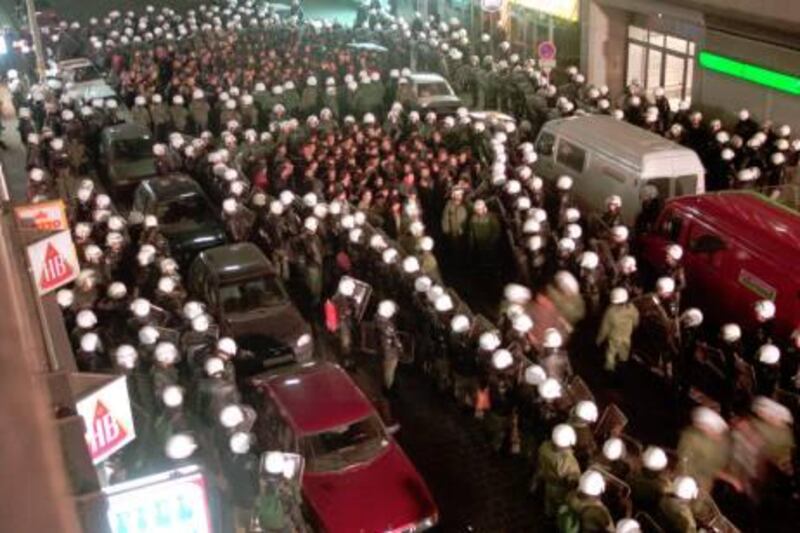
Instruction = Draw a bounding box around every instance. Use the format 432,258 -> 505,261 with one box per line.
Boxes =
14,199 -> 68,231
481,0 -> 503,13
104,465 -> 212,533
537,40 -> 557,61
75,376 -> 136,464
26,229 -> 79,295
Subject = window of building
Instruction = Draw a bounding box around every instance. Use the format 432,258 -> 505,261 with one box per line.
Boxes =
626,25 -> 696,108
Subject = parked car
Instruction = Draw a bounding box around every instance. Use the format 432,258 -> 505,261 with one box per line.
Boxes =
99,123 -> 157,201
249,362 -> 438,533
534,115 -> 705,226
638,191 -> 800,337
398,72 -> 463,115
132,175 -> 227,266
188,243 -> 313,365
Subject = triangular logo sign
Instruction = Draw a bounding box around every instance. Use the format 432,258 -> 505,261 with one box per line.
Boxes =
87,400 -> 128,459
39,243 -> 74,291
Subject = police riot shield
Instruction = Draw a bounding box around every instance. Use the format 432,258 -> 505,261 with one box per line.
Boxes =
634,511 -> 666,533
565,375 -> 594,405
359,321 -> 415,364
340,275 -> 372,322
154,326 -> 181,347
593,403 -> 628,443
591,463 -> 633,521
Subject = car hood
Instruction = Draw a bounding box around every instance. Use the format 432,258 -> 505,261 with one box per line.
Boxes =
303,442 -> 437,533
109,159 -> 157,184
161,220 -> 227,255
223,302 -> 309,345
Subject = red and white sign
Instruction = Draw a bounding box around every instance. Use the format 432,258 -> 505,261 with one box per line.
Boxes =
26,229 -> 79,295
537,40 -> 557,61
104,465 -> 213,533
481,0 -> 503,13
76,376 -> 136,464
14,199 -> 69,231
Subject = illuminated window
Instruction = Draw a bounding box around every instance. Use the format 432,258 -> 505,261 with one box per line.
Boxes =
626,26 -> 695,108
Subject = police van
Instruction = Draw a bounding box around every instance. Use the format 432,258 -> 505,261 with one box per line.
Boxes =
534,115 -> 705,226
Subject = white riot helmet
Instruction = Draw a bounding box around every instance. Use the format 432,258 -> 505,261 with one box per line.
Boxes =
672,476 -> 699,501
538,378 -> 562,400
524,364 -> 547,386
602,437 -> 626,461
154,342 -> 179,365
377,300 -> 398,319
691,406 -> 728,434
478,331 -> 502,352
758,344 -> 781,365
219,404 -> 245,428
80,333 -> 100,353
491,349 -> 513,370
556,175 -> 573,191
754,299 -> 776,321
656,277 -> 676,296
579,470 -> 606,497
721,323 -> 741,343
162,385 -> 184,408
574,400 -> 599,423
115,344 -> 138,369
609,287 -> 629,305
552,423 -> 577,448
542,328 -> 563,349
642,446 -> 668,471
138,325 -> 160,346
76,310 -> 98,329
504,283 -> 531,304
616,519 -> 641,533
666,244 -> 683,262
165,433 -> 197,460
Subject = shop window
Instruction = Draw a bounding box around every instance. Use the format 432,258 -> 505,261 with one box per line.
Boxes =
556,140 -> 586,173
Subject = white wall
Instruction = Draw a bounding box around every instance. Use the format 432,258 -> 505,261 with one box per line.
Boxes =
693,29 -> 800,132
581,0 -> 630,96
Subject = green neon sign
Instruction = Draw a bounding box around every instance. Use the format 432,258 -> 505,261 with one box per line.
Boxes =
698,51 -> 800,96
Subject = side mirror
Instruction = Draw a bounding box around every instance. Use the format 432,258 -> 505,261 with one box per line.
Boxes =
689,234 -> 726,254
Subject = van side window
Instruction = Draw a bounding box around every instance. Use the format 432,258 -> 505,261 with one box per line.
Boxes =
556,139 -> 587,173
659,212 -> 683,242
536,132 -> 555,156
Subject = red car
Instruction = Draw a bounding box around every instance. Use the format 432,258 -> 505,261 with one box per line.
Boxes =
638,191 -> 800,337
250,362 -> 438,533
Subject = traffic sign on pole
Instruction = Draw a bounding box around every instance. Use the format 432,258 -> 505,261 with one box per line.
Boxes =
481,0 -> 503,13
26,229 -> 79,295
537,40 -> 557,61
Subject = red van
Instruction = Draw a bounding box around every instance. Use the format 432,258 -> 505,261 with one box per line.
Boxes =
639,192 -> 800,338
250,362 -> 438,533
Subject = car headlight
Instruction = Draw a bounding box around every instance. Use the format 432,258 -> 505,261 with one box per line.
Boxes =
296,333 -> 311,348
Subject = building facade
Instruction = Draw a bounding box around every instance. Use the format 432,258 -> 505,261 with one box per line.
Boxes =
579,0 -> 800,129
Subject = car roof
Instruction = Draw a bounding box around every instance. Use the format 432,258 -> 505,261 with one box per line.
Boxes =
102,123 -> 152,142
543,115 -> 702,176
142,174 -> 202,199
260,362 -> 375,435
57,57 -> 93,70
198,243 -> 274,281
668,191 -> 800,260
408,72 -> 448,84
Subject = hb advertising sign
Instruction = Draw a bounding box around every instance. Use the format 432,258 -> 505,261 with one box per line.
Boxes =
26,229 -> 80,295
104,465 -> 213,533
75,375 -> 136,464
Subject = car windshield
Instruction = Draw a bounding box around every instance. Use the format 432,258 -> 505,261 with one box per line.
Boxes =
301,416 -> 388,472
219,277 -> 288,313
70,68 -> 102,83
158,193 -> 215,226
416,81 -> 453,98
113,138 -> 154,162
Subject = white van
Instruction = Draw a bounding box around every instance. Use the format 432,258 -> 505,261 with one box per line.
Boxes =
533,115 -> 705,225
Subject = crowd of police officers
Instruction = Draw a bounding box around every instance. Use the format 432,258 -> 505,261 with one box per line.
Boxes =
4,0 -> 800,531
